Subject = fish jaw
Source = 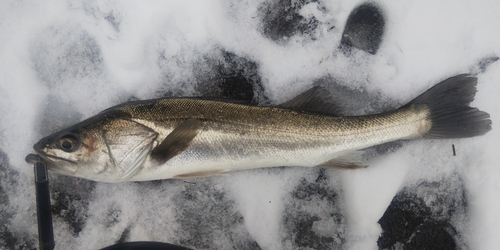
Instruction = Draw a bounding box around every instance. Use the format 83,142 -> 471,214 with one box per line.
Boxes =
33,150 -> 79,176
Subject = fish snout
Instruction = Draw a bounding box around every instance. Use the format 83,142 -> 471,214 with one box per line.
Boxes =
33,136 -> 52,153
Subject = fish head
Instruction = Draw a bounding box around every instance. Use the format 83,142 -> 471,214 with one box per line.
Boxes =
33,120 -> 116,181
32,112 -> 158,182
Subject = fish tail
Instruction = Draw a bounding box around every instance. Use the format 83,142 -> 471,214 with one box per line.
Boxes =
408,74 -> 492,138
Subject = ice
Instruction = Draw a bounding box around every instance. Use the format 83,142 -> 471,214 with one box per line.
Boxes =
1,0 -> 499,249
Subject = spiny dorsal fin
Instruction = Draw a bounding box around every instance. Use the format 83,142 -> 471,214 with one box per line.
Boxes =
151,119 -> 201,165
317,151 -> 368,169
280,86 -> 344,116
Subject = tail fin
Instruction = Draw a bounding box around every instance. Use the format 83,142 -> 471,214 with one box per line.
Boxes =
407,74 -> 491,138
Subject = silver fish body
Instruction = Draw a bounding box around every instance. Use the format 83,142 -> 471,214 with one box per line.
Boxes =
123,99 -> 429,181
30,74 -> 491,182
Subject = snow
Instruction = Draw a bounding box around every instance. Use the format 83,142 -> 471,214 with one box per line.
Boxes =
1,0 -> 499,249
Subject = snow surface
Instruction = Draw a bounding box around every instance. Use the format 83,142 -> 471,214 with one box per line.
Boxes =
0,0 -> 499,249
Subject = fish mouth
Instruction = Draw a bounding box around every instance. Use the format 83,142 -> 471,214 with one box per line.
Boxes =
32,139 -> 77,164
42,154 -> 78,165
29,151 -> 79,176
31,136 -> 79,176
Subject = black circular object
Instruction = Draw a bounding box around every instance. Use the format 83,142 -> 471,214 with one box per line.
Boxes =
340,2 -> 385,54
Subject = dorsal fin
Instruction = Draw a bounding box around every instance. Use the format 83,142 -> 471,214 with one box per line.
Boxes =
280,86 -> 344,116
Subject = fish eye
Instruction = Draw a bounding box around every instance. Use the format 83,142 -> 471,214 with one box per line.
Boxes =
57,134 -> 80,152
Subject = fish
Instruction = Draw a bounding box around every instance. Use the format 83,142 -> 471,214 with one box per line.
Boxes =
27,74 -> 491,182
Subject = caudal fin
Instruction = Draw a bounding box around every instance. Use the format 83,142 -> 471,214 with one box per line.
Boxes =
408,74 -> 492,139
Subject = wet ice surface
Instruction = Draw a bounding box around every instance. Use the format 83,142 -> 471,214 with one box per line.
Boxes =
1,0 -> 500,249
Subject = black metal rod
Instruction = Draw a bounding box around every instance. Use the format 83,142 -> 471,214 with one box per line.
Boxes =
34,161 -> 55,250
28,156 -> 192,249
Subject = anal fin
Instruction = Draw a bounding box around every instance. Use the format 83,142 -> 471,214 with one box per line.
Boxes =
173,169 -> 227,179
317,151 -> 368,169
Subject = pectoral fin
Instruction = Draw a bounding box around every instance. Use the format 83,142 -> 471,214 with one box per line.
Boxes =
317,151 -> 368,169
103,119 -> 158,180
151,119 -> 201,165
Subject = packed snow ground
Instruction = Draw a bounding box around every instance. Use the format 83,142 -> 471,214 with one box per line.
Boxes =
1,0 -> 499,249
